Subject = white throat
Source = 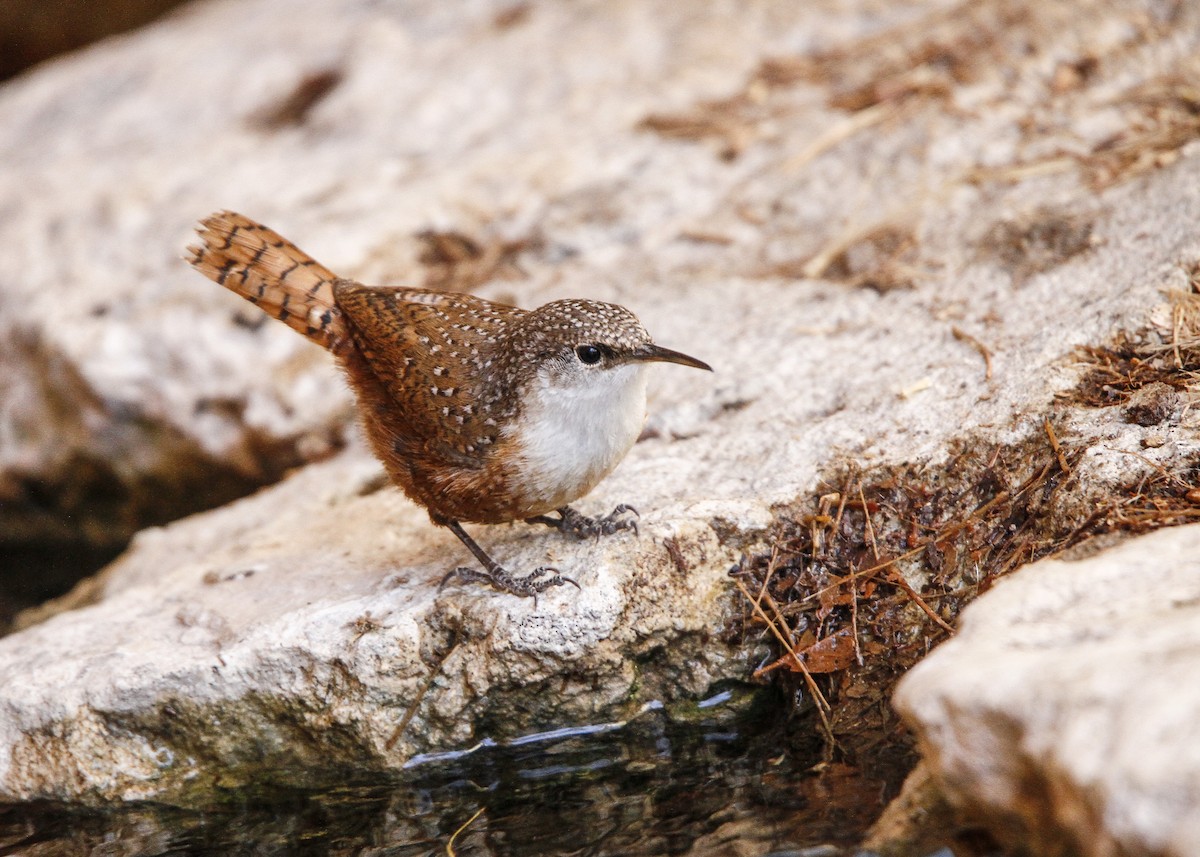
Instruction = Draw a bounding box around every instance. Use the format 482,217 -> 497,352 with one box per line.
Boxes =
507,363 -> 649,512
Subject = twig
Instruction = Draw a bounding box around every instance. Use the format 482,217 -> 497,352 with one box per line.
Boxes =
387,634 -> 460,750
734,577 -> 834,742
858,484 -> 880,561
758,544 -> 781,603
951,326 -> 994,380
966,156 -> 1076,184
783,102 -> 895,175
1174,294 -> 1185,370
446,807 -> 485,856
800,547 -> 912,607
995,536 -> 1036,578
884,567 -> 955,635
800,485 -> 1014,608
1103,445 -> 1187,487
831,486 -> 850,546
853,485 -> 877,665
763,586 -> 833,717
1044,418 -> 1071,476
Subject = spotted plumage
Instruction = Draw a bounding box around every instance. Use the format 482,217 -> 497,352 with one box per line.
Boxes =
188,211 -> 711,597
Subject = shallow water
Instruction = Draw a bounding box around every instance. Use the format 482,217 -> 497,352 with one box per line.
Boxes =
0,690 -> 912,856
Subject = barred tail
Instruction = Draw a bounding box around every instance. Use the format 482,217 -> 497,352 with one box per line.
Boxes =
187,211 -> 347,351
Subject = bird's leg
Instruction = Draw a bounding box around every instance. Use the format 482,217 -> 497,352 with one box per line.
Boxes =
438,520 -> 579,597
526,504 -> 640,539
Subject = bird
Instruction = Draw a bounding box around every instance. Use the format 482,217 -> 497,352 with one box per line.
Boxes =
187,211 -> 711,596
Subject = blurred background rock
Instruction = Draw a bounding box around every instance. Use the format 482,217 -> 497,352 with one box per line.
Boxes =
0,0 -> 190,82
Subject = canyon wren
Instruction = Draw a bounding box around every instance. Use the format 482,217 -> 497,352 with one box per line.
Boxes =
187,212 -> 711,597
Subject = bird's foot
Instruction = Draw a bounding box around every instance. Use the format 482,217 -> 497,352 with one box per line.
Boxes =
527,504 -> 640,540
439,564 -> 579,598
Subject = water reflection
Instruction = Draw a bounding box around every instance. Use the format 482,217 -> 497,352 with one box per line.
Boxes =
0,689 -> 909,856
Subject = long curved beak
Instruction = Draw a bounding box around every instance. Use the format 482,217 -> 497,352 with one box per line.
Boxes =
631,343 -> 713,372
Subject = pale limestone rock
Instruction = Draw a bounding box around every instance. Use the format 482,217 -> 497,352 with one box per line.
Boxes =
0,0 -> 187,81
0,443 -> 754,804
895,525 -> 1200,857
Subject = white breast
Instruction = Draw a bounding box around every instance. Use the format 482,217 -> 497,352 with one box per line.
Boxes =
506,363 -> 649,512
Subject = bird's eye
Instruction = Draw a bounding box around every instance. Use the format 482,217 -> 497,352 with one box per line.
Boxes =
575,344 -> 603,365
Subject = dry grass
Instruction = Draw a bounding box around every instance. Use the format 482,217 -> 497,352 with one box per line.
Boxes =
1072,285 -> 1200,407
415,230 -> 536,293
972,68 -> 1200,193
637,92 -> 767,161
1084,72 -> 1200,189
975,208 -> 1096,285
753,0 -> 1041,113
733,279 -> 1200,757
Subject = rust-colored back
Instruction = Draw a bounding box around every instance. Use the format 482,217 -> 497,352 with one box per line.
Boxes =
334,283 -> 525,459
187,211 -> 347,351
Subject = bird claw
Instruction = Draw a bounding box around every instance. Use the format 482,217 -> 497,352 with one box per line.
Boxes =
440,564 -> 578,598
533,504 -> 640,540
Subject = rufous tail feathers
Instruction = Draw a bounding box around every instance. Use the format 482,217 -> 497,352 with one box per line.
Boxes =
187,210 -> 347,351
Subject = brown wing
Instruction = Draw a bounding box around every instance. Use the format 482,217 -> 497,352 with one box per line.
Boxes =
333,284 -> 524,463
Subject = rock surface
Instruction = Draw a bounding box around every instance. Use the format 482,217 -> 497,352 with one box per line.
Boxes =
1,0 -> 1199,819
895,524 -> 1200,857
1,444 -> 753,803
0,0 -> 190,82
